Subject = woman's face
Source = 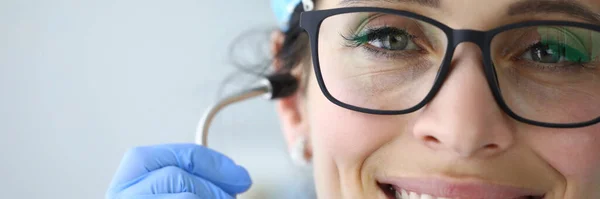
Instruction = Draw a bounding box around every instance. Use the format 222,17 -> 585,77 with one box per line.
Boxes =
276,0 -> 600,198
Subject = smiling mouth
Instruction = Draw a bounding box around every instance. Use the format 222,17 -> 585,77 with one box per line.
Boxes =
377,182 -> 546,199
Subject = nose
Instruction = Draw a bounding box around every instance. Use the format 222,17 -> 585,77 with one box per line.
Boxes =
412,43 -> 515,158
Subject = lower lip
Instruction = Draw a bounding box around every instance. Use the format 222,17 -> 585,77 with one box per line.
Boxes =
378,178 -> 544,199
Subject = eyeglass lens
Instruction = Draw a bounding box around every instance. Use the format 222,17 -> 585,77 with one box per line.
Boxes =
316,12 -> 600,124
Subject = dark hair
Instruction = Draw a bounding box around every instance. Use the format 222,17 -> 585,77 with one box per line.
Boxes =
223,3 -> 313,94
223,4 -> 318,197
274,3 -> 313,74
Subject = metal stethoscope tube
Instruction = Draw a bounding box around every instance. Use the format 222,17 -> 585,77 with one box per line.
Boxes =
195,74 -> 298,147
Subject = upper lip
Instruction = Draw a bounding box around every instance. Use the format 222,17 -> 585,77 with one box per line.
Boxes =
378,177 -> 546,199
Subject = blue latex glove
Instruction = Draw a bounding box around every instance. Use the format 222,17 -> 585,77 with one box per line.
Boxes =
106,144 -> 252,199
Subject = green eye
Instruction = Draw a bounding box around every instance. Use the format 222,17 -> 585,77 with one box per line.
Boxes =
344,27 -> 420,51
527,41 -> 590,63
523,27 -> 592,64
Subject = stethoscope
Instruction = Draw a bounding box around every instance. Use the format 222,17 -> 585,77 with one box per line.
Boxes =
195,74 -> 298,146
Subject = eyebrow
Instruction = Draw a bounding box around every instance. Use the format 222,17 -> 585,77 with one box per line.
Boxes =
508,0 -> 600,24
339,0 -> 600,24
339,0 -> 440,8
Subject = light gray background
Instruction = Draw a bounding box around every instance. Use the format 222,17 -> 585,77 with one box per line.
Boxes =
0,0 -> 313,198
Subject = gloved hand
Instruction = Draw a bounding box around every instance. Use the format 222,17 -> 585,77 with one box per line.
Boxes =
106,144 -> 252,199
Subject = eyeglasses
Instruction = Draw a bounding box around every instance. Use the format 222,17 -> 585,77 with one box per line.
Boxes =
299,7 -> 600,128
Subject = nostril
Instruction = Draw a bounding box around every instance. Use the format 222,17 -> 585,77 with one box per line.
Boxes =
420,135 -> 443,150
484,143 -> 499,150
423,135 -> 440,144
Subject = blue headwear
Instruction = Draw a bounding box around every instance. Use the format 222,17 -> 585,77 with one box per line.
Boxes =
271,0 -> 314,32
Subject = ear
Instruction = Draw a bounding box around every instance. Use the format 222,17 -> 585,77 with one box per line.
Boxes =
270,30 -> 313,162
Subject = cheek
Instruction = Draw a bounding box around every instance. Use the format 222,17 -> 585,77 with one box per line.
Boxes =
305,77 -> 409,167
528,126 -> 600,182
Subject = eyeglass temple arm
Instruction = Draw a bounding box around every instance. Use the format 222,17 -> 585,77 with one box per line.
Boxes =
195,74 -> 298,147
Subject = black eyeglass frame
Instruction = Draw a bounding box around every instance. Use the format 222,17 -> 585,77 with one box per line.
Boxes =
299,6 -> 600,128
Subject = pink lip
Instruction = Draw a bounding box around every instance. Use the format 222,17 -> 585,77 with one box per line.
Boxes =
378,177 -> 545,199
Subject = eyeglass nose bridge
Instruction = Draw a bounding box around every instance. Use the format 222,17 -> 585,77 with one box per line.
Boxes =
428,29 -> 498,113
451,29 -> 488,48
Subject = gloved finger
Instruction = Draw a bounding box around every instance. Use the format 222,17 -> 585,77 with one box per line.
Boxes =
123,193 -> 202,199
109,144 -> 252,195
108,166 -> 235,199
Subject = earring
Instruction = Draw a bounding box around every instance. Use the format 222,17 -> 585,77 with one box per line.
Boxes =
290,136 -> 311,167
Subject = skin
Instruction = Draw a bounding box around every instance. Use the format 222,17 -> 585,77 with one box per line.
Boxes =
271,0 -> 600,198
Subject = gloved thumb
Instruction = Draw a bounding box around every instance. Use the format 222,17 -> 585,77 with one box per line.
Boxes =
108,144 -> 252,195
108,166 -> 236,199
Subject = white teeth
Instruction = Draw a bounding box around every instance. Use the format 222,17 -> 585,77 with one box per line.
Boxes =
392,188 -> 455,199
420,194 -> 434,199
402,189 -> 409,199
410,192 -> 419,199
395,190 -> 401,199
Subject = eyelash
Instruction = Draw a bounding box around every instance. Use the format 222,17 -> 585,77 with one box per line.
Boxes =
343,27 -> 412,46
341,27 -> 425,59
511,41 -> 592,73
